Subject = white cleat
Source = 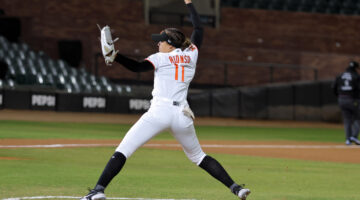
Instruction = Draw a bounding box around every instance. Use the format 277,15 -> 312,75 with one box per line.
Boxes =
346,140 -> 352,145
350,137 -> 360,145
237,188 -> 251,200
80,189 -> 106,200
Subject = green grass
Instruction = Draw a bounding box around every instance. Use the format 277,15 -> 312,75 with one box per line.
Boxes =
0,120 -> 358,200
1,147 -> 359,200
0,120 -> 344,142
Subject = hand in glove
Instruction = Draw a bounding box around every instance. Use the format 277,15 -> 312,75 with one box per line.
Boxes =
97,24 -> 119,66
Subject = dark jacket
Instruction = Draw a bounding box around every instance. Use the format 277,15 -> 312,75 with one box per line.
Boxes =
333,67 -> 360,98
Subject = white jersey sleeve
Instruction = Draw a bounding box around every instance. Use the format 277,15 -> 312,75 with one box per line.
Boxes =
146,52 -> 166,70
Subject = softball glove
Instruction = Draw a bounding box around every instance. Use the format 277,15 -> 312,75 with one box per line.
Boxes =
97,24 -> 119,66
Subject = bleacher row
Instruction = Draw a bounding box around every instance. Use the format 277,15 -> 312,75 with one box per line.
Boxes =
0,35 -> 133,95
222,0 -> 360,15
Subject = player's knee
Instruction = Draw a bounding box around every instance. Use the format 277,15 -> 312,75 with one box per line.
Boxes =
115,151 -> 128,159
115,148 -> 130,159
187,152 -> 206,165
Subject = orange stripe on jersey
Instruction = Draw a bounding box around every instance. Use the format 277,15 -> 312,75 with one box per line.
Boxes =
181,66 -> 185,82
189,44 -> 197,52
175,63 -> 179,80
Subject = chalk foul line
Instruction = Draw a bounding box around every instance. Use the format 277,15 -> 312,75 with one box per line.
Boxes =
0,143 -> 359,149
2,196 -> 197,200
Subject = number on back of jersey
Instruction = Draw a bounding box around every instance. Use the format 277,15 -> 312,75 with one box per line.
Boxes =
340,72 -> 353,91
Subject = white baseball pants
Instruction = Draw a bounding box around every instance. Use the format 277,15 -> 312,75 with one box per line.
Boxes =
116,98 -> 206,165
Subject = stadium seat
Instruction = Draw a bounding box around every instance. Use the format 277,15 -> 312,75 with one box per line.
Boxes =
5,78 -> 16,88
313,3 -> 328,13
327,0 -> 342,14
25,65 -> 38,85
113,84 -> 123,94
48,65 -> 58,76
55,74 -> 66,90
239,0 -> 256,9
67,75 -> 78,86
98,76 -> 110,87
35,74 -> 45,85
104,84 -> 113,93
44,74 -> 55,86
0,35 -> 7,45
92,84 -> 103,94
46,59 -> 56,68
256,0 -> 271,9
18,51 -> 26,60
78,75 -> 87,86
270,0 -> 286,10
298,0 -> 315,12
24,59 -> 36,69
26,74 -> 38,85
341,0 -> 357,15
68,67 -> 78,77
124,85 -> 132,93
6,64 -> 16,79
7,49 -> 16,60
284,0 -> 300,11
221,0 -> 241,7
14,64 -> 26,84
38,65 -> 48,76
0,49 -> 5,59
71,83 -> 82,93
0,38 -> 123,95
27,51 -> 37,60
19,43 -> 30,53
0,41 -> 9,51
88,74 -> 98,86
81,83 -> 93,94
64,83 -> 73,93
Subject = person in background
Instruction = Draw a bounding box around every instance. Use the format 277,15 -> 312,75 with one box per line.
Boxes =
333,61 -> 360,145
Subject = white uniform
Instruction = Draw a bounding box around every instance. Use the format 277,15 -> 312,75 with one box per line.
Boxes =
116,44 -> 206,165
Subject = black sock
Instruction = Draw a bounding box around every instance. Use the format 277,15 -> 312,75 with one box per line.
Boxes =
199,155 -> 235,188
230,183 -> 242,195
95,151 -> 127,190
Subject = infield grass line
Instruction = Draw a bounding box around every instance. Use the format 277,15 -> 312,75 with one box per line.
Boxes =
2,196 -> 197,200
0,143 -> 359,149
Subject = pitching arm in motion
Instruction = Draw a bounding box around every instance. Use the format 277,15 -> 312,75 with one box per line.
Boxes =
97,24 -> 153,71
114,54 -> 154,72
185,0 -> 203,49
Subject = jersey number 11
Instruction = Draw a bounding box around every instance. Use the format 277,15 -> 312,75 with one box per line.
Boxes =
174,64 -> 185,82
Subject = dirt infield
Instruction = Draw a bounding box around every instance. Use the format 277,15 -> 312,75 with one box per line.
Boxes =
2,109 -> 359,164
1,138 -> 360,164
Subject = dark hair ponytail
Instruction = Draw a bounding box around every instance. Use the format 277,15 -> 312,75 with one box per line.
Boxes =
165,28 -> 186,49
181,37 -> 192,50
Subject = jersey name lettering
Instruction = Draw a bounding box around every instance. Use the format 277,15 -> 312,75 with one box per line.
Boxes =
168,55 -> 191,64
168,55 -> 191,82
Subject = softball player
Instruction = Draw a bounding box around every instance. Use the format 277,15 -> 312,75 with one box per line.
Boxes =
333,61 -> 360,145
81,1 -> 250,199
